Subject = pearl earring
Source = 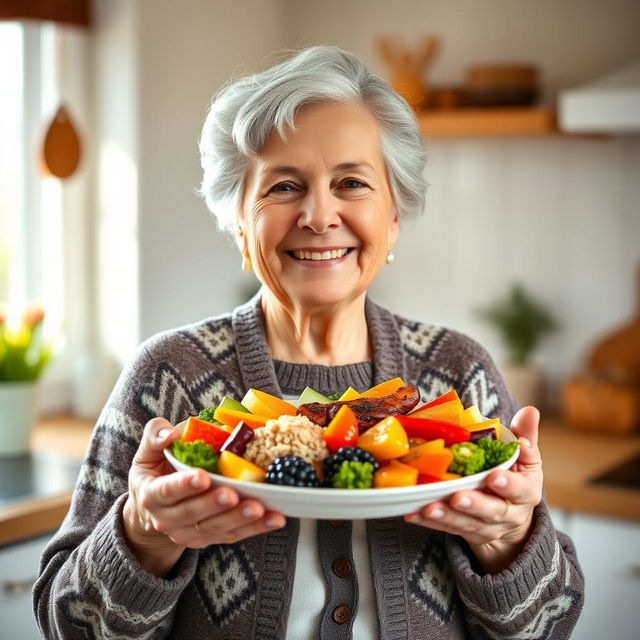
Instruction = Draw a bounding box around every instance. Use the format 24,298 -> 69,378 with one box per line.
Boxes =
386,248 -> 395,265
241,253 -> 252,272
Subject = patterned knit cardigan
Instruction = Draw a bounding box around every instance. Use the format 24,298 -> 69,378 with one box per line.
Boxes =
33,294 -> 584,639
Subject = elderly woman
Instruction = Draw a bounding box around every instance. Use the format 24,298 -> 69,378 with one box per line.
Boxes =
34,46 -> 583,639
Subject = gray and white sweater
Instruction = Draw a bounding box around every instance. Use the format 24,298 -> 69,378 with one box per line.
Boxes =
34,294 -> 584,639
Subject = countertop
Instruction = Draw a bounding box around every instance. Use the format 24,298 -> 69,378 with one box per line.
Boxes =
0,415 -> 94,546
538,417 -> 640,521
1,414 -> 638,547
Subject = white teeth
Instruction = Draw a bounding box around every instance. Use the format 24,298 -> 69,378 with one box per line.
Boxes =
292,248 -> 349,261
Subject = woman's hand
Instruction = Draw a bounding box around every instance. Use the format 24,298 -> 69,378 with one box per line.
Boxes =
404,406 -> 544,574
122,417 -> 286,577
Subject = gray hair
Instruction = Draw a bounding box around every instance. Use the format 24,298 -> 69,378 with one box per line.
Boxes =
197,45 -> 427,235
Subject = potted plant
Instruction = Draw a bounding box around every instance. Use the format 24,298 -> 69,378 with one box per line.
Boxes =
476,284 -> 558,408
0,306 -> 52,455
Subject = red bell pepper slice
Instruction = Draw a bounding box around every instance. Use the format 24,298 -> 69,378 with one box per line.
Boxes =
395,415 -> 470,447
181,416 -> 231,452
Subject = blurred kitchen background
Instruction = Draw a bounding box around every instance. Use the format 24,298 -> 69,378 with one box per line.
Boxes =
1,1 -> 639,638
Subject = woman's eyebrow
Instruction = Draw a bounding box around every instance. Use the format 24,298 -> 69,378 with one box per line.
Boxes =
261,162 -> 375,180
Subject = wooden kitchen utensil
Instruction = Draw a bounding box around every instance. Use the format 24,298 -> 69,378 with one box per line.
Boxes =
562,375 -> 639,434
42,104 -> 81,178
561,262 -> 640,434
588,262 -> 640,386
40,24 -> 81,179
375,35 -> 440,109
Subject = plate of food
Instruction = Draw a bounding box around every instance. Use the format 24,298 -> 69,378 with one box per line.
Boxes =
164,378 -> 520,519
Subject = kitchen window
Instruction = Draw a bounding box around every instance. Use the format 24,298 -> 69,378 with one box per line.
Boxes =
1,20 -> 90,413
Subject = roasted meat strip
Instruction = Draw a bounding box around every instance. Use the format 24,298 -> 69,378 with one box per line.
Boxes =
297,385 -> 421,433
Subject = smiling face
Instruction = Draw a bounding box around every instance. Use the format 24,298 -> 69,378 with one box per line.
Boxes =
238,101 -> 399,310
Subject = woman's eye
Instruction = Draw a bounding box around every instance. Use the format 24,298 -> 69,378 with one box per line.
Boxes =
342,179 -> 366,189
269,182 -> 296,193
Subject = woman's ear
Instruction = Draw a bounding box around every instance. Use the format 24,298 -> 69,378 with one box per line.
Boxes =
235,222 -> 246,253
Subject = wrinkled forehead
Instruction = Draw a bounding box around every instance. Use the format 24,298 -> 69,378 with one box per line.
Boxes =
246,101 -> 387,181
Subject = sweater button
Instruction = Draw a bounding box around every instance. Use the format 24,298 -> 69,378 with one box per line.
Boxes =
329,520 -> 345,528
332,557 -> 352,577
332,605 -> 351,624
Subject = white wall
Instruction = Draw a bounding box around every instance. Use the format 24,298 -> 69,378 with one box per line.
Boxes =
92,0 -> 284,360
136,0 -> 284,339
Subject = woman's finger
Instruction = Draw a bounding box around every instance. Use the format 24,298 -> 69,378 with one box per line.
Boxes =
152,485 -> 239,524
484,468 -> 543,506
405,502 -> 504,543
509,406 -> 543,469
133,417 -> 182,469
195,499 -> 267,535
448,489 -> 532,524
140,468 -> 213,511
226,511 -> 286,540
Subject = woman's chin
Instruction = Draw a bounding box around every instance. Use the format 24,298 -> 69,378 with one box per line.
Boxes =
282,284 -> 361,310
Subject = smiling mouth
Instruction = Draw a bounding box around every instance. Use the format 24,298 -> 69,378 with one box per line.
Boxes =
289,248 -> 354,261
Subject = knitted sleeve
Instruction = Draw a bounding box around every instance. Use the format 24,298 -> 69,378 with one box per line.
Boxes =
445,503 -> 584,639
32,331 -> 206,639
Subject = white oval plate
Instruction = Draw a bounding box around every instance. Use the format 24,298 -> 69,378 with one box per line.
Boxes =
164,422 -> 519,519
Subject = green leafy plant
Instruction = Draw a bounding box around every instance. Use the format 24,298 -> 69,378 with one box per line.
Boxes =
0,307 -> 52,381
476,284 -> 558,366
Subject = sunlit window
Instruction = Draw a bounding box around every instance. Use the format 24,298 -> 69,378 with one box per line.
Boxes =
0,22 -> 25,306
0,20 -> 86,411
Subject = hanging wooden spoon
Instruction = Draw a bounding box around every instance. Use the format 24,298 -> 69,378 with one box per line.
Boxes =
40,25 -> 82,179
42,104 -> 81,178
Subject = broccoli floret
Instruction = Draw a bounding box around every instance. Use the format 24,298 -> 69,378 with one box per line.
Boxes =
197,405 -> 222,425
331,461 -> 374,488
478,438 -> 519,469
172,439 -> 219,472
327,392 -> 342,401
449,442 -> 486,476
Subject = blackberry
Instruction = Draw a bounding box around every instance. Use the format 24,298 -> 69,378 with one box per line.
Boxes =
265,455 -> 320,487
323,447 -> 379,486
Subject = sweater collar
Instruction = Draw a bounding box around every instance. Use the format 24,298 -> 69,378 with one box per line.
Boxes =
231,289 -> 406,396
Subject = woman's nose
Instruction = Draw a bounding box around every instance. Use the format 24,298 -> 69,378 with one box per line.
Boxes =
297,190 -> 341,234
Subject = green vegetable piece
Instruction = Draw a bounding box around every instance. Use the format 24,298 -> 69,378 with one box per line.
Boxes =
219,396 -> 251,413
326,392 -> 342,401
449,442 -> 486,476
477,438 -> 520,470
172,439 -> 219,472
197,406 -> 217,423
331,461 -> 374,489
298,386 -> 332,404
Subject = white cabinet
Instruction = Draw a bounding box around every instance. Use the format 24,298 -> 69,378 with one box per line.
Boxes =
0,534 -> 51,640
552,511 -> 640,640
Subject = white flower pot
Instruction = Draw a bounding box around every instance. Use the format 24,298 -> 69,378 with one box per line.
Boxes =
500,363 -> 545,410
0,382 -> 39,456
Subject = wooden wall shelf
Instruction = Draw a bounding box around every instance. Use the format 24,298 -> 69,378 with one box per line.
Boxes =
418,107 -> 558,137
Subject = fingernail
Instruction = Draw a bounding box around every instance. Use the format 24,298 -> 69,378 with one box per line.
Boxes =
242,507 -> 257,519
191,474 -> 203,489
519,437 -> 532,448
158,428 -> 173,440
429,508 -> 444,519
407,515 -> 421,524
217,492 -> 231,506
265,518 -> 281,528
458,497 -> 472,508
492,476 -> 508,489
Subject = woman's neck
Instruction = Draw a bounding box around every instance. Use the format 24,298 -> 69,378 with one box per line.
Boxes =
261,290 -> 372,366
